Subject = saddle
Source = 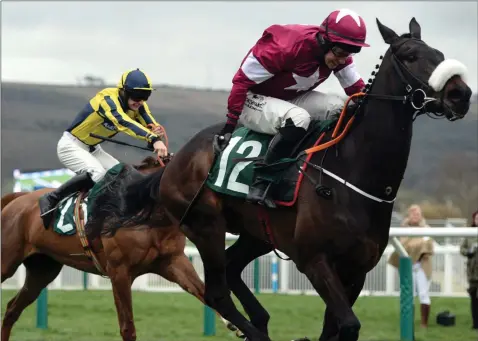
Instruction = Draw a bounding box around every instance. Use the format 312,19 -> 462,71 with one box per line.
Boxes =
206,101 -> 360,207
49,163 -> 144,276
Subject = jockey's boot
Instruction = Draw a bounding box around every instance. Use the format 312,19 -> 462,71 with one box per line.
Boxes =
246,124 -> 307,208
39,172 -> 95,228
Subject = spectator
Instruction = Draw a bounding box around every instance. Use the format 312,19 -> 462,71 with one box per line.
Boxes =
389,204 -> 434,328
460,209 -> 478,329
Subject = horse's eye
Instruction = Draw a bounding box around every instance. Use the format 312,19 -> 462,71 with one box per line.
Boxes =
406,55 -> 417,62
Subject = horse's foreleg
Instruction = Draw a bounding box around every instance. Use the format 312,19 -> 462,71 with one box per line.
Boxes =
225,233 -> 273,336
301,254 -> 361,341
318,272 -> 367,341
154,253 -> 235,334
156,253 -> 205,301
184,219 -> 271,341
108,266 -> 136,341
1,255 -> 62,341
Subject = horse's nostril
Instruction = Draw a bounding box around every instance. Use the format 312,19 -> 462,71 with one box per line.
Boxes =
447,88 -> 463,101
446,85 -> 471,103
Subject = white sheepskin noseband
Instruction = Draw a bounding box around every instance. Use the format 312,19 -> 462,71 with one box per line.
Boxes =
428,59 -> 468,92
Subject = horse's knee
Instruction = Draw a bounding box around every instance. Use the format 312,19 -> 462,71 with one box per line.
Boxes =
204,284 -> 230,308
338,319 -> 361,341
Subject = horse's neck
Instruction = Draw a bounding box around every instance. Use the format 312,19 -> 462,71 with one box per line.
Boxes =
337,76 -> 414,199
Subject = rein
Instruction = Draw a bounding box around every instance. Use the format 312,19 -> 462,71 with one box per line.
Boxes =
89,123 -> 170,167
363,54 -> 440,115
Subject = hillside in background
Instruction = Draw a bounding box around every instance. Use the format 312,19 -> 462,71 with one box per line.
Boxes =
1,82 -> 477,216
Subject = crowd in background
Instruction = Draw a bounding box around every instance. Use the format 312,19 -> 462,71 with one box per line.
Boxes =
388,205 -> 478,330
461,209 -> 478,330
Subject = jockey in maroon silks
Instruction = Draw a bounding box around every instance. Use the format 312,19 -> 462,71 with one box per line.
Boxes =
213,8 -> 370,205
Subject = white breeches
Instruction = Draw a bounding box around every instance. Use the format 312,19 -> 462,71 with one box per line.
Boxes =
239,91 -> 346,135
412,262 -> 431,305
57,132 -> 120,182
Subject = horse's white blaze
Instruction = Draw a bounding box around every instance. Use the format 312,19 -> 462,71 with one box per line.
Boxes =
428,59 -> 467,92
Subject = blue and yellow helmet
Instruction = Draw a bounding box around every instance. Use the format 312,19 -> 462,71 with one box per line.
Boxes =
118,69 -> 155,101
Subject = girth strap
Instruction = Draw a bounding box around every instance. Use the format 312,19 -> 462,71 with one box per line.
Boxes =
74,191 -> 108,277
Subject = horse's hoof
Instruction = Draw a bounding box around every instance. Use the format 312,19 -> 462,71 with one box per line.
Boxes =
292,338 -> 311,341
235,329 -> 246,339
227,322 -> 238,332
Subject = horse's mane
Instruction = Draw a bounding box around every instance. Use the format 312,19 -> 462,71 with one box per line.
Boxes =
132,156 -> 162,170
86,161 -> 166,239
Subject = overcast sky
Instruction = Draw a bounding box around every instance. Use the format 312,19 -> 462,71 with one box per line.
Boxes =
2,1 -> 477,94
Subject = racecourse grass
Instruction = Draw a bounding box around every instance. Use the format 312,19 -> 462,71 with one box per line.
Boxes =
1,290 -> 476,341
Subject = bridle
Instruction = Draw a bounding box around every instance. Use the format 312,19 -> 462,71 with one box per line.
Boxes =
358,39 -> 460,121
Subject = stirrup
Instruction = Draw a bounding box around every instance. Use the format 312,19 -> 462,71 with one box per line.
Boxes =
247,182 -> 276,209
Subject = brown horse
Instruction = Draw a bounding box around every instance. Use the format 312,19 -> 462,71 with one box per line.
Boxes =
1,192 -> 29,210
106,18 -> 472,341
1,156 -> 233,341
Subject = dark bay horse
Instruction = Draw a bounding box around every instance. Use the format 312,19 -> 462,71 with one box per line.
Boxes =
1,156 -> 233,341
109,18 -> 472,341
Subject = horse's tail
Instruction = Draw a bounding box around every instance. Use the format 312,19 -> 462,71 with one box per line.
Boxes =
1,192 -> 29,211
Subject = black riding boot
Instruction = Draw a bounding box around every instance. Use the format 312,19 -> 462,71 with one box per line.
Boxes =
39,172 -> 95,228
246,125 -> 307,207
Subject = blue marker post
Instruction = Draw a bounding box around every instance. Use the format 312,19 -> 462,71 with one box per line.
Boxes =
271,256 -> 278,293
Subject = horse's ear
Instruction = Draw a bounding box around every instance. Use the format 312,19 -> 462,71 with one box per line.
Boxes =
409,17 -> 421,39
376,18 -> 399,44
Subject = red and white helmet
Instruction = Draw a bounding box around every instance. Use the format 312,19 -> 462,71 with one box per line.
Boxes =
320,8 -> 369,47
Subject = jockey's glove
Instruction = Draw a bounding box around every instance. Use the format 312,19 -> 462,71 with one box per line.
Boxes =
213,133 -> 232,155
147,136 -> 162,151
213,117 -> 237,155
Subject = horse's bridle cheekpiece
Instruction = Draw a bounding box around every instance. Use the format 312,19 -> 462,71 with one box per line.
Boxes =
359,38 -> 458,121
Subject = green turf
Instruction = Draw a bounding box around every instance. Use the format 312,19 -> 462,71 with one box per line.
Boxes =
1,290 -> 476,341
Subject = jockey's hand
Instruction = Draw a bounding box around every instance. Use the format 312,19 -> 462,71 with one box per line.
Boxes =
213,133 -> 232,155
213,120 -> 236,155
153,140 -> 168,158
151,125 -> 164,136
